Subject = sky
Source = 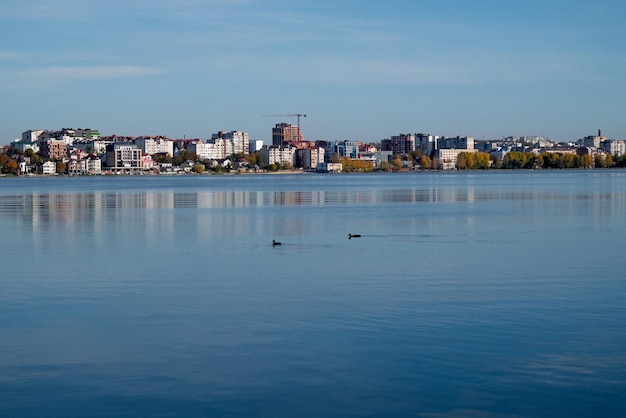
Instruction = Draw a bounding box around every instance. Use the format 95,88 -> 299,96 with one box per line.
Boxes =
2,0 -> 626,144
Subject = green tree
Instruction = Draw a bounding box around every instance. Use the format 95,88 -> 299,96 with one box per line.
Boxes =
191,164 -> 204,174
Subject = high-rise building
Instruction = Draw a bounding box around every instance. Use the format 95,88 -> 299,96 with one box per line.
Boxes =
381,134 -> 415,155
415,133 -> 439,156
272,123 -> 300,147
438,136 -> 474,150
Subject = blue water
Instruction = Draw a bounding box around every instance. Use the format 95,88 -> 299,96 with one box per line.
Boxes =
1,171 -> 625,417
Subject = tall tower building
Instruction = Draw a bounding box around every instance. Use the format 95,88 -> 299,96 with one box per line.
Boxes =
272,123 -> 301,147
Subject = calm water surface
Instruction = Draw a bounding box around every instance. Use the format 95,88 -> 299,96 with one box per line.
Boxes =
1,171 -> 625,417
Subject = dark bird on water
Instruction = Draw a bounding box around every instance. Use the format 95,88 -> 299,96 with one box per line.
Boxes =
272,240 -> 281,246
348,234 -> 361,239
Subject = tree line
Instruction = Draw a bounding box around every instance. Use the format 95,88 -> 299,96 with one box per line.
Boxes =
378,150 -> 626,171
4,145 -> 626,175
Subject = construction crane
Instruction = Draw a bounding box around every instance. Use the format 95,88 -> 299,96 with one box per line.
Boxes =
263,114 -> 307,142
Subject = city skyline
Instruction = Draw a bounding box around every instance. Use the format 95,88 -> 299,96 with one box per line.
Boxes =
2,0 -> 626,145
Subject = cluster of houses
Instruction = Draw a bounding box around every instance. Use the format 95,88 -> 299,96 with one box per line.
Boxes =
8,125 -> 626,175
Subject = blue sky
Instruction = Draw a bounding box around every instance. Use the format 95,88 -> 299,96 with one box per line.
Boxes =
2,0 -> 626,144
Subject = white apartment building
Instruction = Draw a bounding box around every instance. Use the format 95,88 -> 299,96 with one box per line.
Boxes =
22,130 -> 45,142
212,131 -> 249,155
260,145 -> 296,166
297,146 -> 325,170
135,137 -> 174,156
600,140 -> 626,156
435,149 -> 477,170
85,156 -> 102,174
188,140 -> 231,160
72,139 -> 110,155
69,154 -> 102,175
249,140 -> 264,153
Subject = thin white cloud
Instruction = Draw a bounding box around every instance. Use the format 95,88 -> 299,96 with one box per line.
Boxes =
4,65 -> 165,89
0,51 -> 25,60
22,65 -> 164,80
310,57 -> 474,85
215,52 -> 475,85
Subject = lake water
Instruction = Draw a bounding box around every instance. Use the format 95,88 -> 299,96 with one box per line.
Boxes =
1,171 -> 625,417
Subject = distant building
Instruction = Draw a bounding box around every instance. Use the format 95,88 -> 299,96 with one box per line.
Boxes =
333,140 -> 360,159
141,154 -> 157,171
600,140 -> 625,156
41,128 -> 100,145
248,139 -> 263,153
22,130 -> 45,143
11,138 -> 40,153
381,134 -> 415,155
40,140 -> 68,160
249,140 -> 264,153
272,123 -> 301,147
186,141 -> 209,160
71,139 -> 110,155
105,143 -> 142,173
578,130 -> 605,148
438,136 -> 475,150
435,149 -> 477,170
296,146 -> 325,170
42,161 -> 56,175
316,162 -> 342,173
188,139 -> 230,160
212,131 -> 249,155
260,145 -> 296,166
135,136 -> 174,156
415,133 -> 438,156
85,156 -> 102,174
